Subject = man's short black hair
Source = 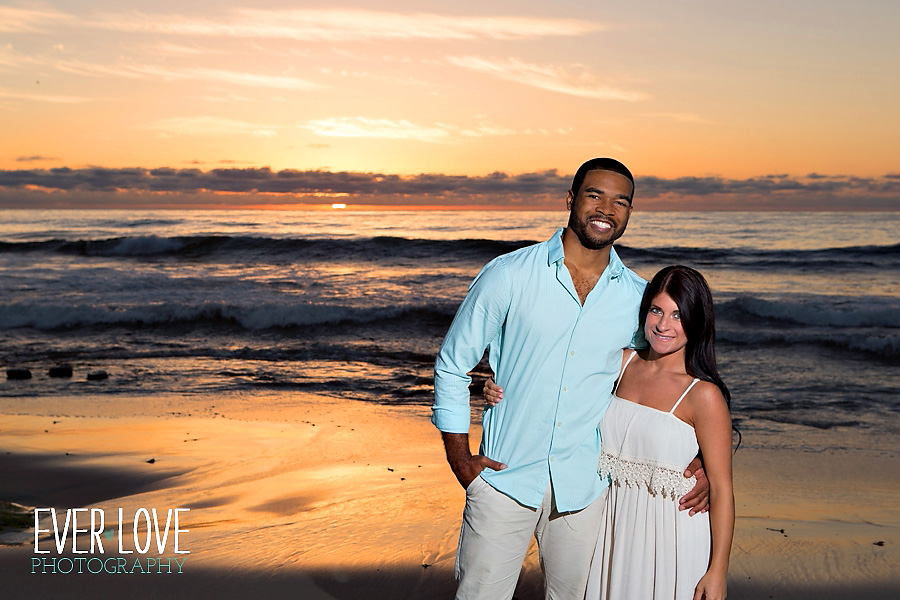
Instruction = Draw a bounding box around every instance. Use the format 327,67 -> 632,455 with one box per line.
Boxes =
570,158 -> 635,203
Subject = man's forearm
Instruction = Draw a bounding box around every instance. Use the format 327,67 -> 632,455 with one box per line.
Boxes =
441,431 -> 472,465
440,431 -> 507,489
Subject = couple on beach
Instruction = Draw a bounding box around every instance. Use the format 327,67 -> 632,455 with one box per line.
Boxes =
432,158 -> 735,600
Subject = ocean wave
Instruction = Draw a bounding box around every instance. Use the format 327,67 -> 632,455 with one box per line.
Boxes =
715,295 -> 900,357
2,235 -> 896,267
621,242 -> 900,270
717,326 -> 900,358
0,300 -> 457,331
722,295 -> 899,328
0,236 -> 188,256
114,219 -> 186,229
0,235 -> 531,262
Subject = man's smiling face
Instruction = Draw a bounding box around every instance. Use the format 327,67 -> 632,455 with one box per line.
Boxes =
566,169 -> 634,251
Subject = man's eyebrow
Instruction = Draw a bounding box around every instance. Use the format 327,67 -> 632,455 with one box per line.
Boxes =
584,186 -> 632,202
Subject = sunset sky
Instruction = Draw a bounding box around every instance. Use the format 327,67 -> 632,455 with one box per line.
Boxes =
1,0 -> 898,209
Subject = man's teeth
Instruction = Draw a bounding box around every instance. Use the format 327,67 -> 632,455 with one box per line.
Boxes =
592,221 -> 612,230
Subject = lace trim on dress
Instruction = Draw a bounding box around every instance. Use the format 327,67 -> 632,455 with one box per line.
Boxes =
599,450 -> 695,500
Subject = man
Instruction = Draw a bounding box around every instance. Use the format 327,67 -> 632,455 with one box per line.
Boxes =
432,158 -> 708,599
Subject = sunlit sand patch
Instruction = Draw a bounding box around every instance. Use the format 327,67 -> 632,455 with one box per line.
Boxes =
0,393 -> 897,599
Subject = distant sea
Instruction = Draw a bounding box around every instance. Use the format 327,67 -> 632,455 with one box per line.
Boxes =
1,210 -> 898,444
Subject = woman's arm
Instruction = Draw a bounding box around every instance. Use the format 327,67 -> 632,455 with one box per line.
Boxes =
690,383 -> 734,600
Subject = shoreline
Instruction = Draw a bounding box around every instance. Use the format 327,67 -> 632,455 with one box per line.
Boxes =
1,392 -> 898,599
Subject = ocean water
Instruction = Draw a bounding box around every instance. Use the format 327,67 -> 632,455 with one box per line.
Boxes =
1,209 -> 898,443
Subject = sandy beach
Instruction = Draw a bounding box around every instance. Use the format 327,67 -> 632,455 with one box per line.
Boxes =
1,391 -> 898,599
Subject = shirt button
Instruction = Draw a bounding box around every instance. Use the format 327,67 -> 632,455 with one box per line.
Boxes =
557,422 -> 563,427
570,351 -> 575,356
563,387 -> 568,392
550,456 -> 555,462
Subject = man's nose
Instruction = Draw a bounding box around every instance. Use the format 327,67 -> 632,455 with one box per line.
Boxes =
595,198 -> 615,214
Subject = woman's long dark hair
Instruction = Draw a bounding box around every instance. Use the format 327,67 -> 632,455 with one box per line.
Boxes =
640,265 -> 740,447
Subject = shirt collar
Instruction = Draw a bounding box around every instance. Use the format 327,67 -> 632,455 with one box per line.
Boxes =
547,227 -> 626,280
548,228 -> 566,265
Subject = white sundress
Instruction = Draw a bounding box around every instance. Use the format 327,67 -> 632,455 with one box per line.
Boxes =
585,351 -> 711,600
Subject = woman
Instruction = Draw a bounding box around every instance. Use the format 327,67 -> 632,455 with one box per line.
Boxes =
486,265 -> 735,600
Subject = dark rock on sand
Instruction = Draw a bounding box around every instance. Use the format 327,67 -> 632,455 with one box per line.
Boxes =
87,370 -> 109,381
6,368 -> 32,380
49,364 -> 74,378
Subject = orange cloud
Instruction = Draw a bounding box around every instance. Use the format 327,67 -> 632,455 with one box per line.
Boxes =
6,7 -> 605,42
446,56 -> 647,101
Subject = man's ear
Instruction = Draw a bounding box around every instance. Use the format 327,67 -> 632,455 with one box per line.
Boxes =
566,190 -> 574,211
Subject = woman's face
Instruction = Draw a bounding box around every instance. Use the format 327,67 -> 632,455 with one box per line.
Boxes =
644,292 -> 688,356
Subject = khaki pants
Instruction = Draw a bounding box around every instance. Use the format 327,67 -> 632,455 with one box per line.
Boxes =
455,477 -> 606,600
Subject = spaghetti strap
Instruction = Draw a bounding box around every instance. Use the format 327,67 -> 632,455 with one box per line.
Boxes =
614,350 -> 638,395
670,378 -> 700,414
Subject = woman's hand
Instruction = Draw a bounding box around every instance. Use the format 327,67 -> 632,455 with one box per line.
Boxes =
483,377 -> 504,406
693,568 -> 727,600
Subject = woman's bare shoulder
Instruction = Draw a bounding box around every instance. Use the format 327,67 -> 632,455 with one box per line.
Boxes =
685,380 -> 729,419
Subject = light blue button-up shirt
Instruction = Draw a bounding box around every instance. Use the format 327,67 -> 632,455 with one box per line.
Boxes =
433,229 -> 647,512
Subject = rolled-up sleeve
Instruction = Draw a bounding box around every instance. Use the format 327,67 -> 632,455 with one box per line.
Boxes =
432,257 -> 510,433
